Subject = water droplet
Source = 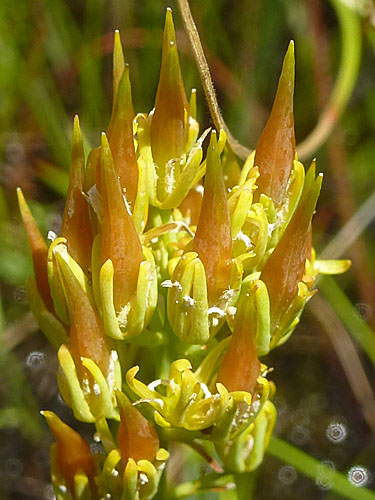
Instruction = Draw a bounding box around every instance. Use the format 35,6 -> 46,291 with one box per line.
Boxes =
326,420 -> 347,443
47,230 -> 57,242
58,485 -> 67,493
90,442 -> 104,455
139,472 -> 148,485
278,465 -> 297,485
226,306 -> 237,317
235,231 -> 253,250
183,295 -> 195,306
13,286 -> 27,303
47,213 -> 62,234
5,458 -> 23,477
315,460 -> 335,490
93,383 -> 101,396
111,469 -> 119,477
57,392 -> 67,406
348,466 -> 370,487
26,351 -> 45,371
290,425 -> 310,445
43,484 -> 55,500
105,494 -> 112,500
93,432 -> 101,442
293,409 -> 309,425
356,302 -> 371,320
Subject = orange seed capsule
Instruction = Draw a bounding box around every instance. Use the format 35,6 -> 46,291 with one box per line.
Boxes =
61,116 -> 93,273
55,251 -> 109,376
17,188 -> 54,313
217,287 -> 260,394
42,411 -> 95,492
100,133 -> 143,311
261,165 -> 322,332
150,8 -> 188,170
193,131 -> 232,305
108,65 -> 139,207
116,391 -> 159,465
253,41 -> 295,207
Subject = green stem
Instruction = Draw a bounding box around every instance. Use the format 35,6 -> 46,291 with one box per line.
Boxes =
298,0 -> 362,159
318,276 -> 375,367
268,437 -> 375,500
234,471 -> 257,500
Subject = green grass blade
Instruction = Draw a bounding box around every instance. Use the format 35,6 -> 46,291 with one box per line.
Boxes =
318,275 -> 375,366
268,437 -> 375,500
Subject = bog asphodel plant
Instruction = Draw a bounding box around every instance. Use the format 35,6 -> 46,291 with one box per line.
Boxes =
18,8 -> 350,499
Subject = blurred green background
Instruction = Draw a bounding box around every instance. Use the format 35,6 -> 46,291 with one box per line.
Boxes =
0,0 -> 374,499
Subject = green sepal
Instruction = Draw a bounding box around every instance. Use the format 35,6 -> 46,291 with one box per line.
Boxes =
100,247 -> 157,340
137,110 -> 210,209
47,237 -> 70,324
95,416 -> 117,454
228,167 -> 259,238
57,345 -> 121,422
233,203 -> 269,271
238,150 -> 255,186
195,336 -> 231,387
81,356 -> 120,420
126,359 -> 269,435
117,451 -> 169,500
167,252 -> 209,344
276,159 -> 305,239
27,276 -> 68,350
313,258 -> 351,275
122,458 -> 138,500
91,234 -> 102,315
49,239 -> 95,319
99,449 -> 122,498
158,128 -> 209,210
136,114 -> 158,206
245,400 -> 276,471
133,156 -> 149,233
215,400 -> 276,472
226,280 -> 271,356
57,344 -> 95,422
167,252 -> 242,344
184,108 -> 200,154
74,472 -> 91,500
270,281 -> 314,349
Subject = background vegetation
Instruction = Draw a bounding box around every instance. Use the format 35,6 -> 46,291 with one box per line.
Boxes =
0,0 -> 374,498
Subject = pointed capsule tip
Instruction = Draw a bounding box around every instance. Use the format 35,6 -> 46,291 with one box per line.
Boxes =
41,410 -> 54,421
209,129 -> 218,148
283,41 -> 295,70
101,132 -> 111,154
73,115 -> 81,135
16,187 -> 28,215
164,6 -> 176,44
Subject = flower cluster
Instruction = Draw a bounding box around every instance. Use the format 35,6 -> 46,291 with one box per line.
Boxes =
18,8 -> 350,499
